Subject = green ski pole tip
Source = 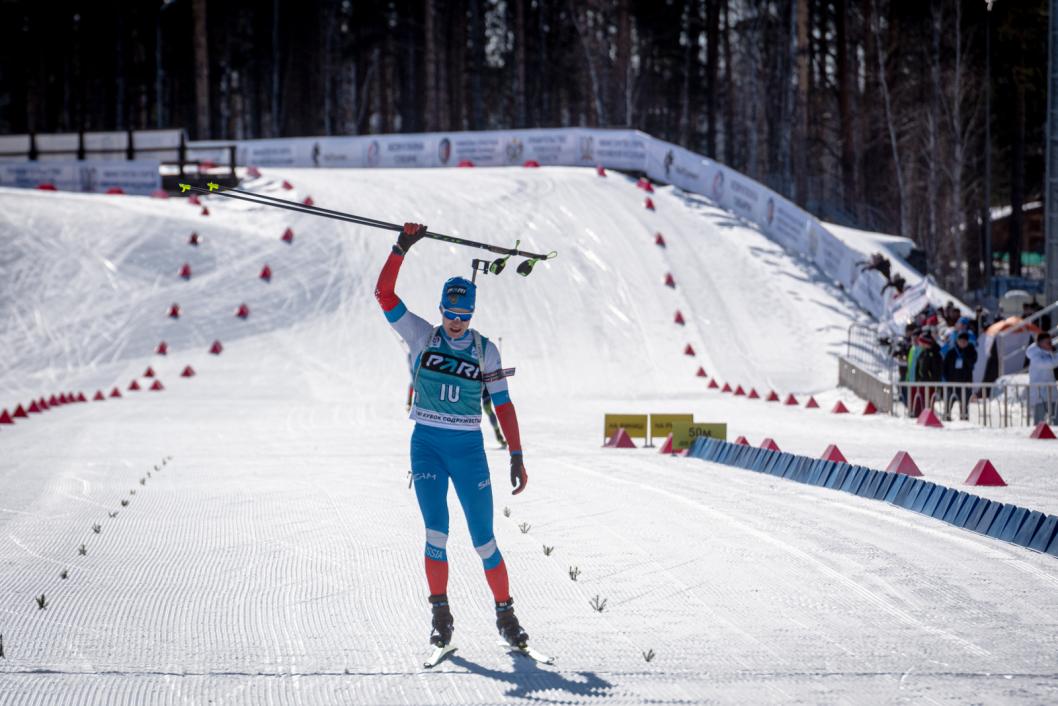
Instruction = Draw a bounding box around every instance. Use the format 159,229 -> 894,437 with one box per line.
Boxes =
208,182 -> 219,191
179,183 -> 190,192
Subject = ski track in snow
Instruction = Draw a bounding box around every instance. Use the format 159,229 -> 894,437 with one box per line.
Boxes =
1,169 -> 1058,704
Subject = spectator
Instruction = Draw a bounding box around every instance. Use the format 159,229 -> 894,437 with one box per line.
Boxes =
1026,333 -> 1058,424
881,273 -> 907,296
943,332 -> 977,421
913,334 -> 944,416
943,302 -> 961,327
858,252 -> 892,281
941,317 -> 977,356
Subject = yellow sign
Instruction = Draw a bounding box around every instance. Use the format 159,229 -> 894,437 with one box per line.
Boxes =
603,414 -> 649,440
650,414 -> 694,443
670,421 -> 727,450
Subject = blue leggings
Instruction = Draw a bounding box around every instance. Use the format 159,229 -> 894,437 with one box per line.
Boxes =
410,424 -> 502,570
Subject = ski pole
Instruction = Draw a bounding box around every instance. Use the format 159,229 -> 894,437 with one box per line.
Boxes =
178,182 -> 559,269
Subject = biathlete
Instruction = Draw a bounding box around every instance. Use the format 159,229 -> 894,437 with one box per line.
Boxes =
374,222 -> 531,650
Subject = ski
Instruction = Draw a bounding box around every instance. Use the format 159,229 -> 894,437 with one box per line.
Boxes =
499,639 -> 555,665
423,643 -> 457,669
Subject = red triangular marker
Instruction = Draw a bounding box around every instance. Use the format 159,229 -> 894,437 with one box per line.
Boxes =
236,303 -> 250,319
965,459 -> 1006,487
94,391 -> 105,401
282,180 -> 294,190
766,390 -> 780,402
49,395 -> 60,406
129,380 -> 141,391
863,400 -> 878,415
188,232 -> 200,246
721,382 -> 732,393
168,304 -> 181,319
210,340 -> 224,355
302,196 -> 314,207
110,387 -> 122,398
181,365 -> 196,378
654,233 -> 666,247
644,197 -> 655,211
684,344 -> 695,356
150,380 -> 164,391
821,444 -> 847,463
734,385 -> 746,396
674,310 -> 685,325
39,397 -> 50,410
658,433 -> 675,454
784,394 -> 798,406
831,400 -> 849,414
708,379 -> 719,389
188,194 -> 201,206
596,165 -> 607,177
885,451 -> 923,477
760,438 -> 781,452
144,367 -> 155,378
603,428 -> 637,449
28,401 -> 41,413
76,392 -> 86,403
664,273 -> 676,288
281,227 -> 294,243
805,396 -> 820,409
0,410 -> 13,424
156,341 -> 168,355
178,263 -> 192,280
13,404 -> 28,418
734,435 -> 750,446
1030,422 -> 1056,439
916,409 -> 943,428
260,264 -> 272,282
200,206 -> 210,216
748,389 -> 760,399
696,367 -> 707,377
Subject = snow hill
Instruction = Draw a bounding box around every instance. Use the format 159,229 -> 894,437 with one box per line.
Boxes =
2,168 -> 1057,704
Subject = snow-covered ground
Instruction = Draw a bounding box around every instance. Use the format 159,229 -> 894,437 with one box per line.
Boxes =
2,168 -> 1057,704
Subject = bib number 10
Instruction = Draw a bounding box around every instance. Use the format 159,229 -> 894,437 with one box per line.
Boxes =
439,384 -> 461,403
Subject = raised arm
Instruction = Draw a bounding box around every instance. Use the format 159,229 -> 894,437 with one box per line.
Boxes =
375,223 -> 435,348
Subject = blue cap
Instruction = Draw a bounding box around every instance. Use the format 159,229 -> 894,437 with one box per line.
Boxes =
440,276 -> 476,313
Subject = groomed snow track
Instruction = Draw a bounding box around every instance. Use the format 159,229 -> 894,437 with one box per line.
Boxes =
2,167 -> 1057,704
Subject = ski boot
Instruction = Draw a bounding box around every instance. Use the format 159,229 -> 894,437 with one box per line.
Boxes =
495,597 -> 529,648
429,594 -> 454,647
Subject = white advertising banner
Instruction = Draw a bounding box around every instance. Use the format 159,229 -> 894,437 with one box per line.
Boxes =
0,160 -> 161,195
226,126 -> 946,324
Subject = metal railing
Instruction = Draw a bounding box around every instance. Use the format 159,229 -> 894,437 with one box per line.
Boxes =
838,356 -> 894,413
845,323 -> 897,377
892,381 -> 1058,427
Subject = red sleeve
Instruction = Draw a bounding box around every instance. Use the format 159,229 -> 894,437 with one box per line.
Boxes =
495,401 -> 522,453
374,250 -> 404,312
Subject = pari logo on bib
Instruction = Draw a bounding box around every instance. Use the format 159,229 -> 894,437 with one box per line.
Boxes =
440,277 -> 476,313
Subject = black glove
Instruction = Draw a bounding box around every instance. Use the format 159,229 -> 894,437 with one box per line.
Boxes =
510,454 -> 528,495
396,222 -> 428,254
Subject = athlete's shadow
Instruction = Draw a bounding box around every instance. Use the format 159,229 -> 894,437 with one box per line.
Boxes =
447,653 -> 613,700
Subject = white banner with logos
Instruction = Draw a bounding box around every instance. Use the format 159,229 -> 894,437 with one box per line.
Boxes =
227,127 -> 952,322
0,160 -> 161,195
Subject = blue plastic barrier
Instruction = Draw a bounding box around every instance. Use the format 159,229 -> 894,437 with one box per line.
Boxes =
683,438 -> 1058,560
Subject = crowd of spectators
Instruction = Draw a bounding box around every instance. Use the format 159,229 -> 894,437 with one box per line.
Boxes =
880,298 -> 1057,422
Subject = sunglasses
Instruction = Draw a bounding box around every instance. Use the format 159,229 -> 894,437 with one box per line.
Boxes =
442,308 -> 473,322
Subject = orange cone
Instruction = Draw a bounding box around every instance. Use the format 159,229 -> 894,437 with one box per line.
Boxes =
885,451 -> 923,477
965,459 -> 1006,487
603,428 -> 637,448
1030,422 -> 1056,439
916,409 -> 943,428
821,444 -> 847,463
